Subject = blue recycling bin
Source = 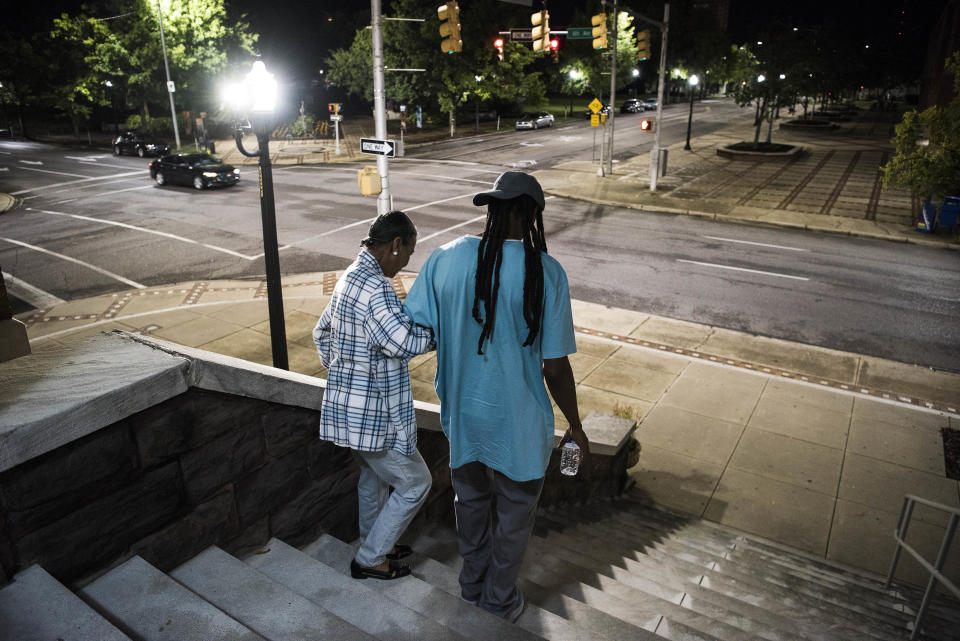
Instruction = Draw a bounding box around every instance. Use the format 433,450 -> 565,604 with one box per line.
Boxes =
937,196 -> 959,232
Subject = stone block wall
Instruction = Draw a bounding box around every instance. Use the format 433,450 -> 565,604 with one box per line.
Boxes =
0,388 -> 359,585
0,385 -> 636,588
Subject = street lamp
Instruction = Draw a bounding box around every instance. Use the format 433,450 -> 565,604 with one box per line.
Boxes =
229,60 -> 288,370
683,74 -> 698,150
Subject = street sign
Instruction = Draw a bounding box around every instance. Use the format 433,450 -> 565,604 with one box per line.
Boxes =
568,27 -> 591,39
590,114 -> 599,127
588,98 -> 603,114
166,81 -> 175,93
510,29 -> 532,41
329,114 -> 342,122
360,138 -> 396,157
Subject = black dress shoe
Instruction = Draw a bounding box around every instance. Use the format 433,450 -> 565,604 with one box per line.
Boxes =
385,544 -> 412,560
350,559 -> 411,580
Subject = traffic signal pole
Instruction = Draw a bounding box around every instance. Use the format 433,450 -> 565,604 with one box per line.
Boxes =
606,0 -> 617,176
371,0 -> 391,214
649,3 -> 669,191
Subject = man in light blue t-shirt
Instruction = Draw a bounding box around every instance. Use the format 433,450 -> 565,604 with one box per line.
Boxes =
404,171 -> 589,622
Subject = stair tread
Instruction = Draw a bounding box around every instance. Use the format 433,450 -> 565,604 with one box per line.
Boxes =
79,556 -> 265,641
539,511 -> 917,635
245,538 -> 471,641
544,504 -> 960,637
303,533 -> 550,641
171,545 -> 376,641
0,565 -> 132,641
421,530 -> 754,641
535,522 -> 912,641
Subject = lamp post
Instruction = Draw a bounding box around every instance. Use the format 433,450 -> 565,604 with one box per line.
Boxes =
683,74 -> 698,150
156,0 -> 181,150
231,60 -> 288,370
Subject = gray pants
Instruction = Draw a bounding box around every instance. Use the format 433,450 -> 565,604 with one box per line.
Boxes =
451,462 -> 544,618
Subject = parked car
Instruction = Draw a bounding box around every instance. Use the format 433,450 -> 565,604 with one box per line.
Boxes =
584,104 -> 611,118
515,112 -> 555,130
149,153 -> 240,190
113,131 -> 170,158
620,98 -> 645,114
642,97 -> 658,110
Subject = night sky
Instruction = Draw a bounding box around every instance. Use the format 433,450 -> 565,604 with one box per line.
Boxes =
7,0 -> 947,84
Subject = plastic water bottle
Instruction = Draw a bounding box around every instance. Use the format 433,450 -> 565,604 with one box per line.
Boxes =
560,441 -> 581,476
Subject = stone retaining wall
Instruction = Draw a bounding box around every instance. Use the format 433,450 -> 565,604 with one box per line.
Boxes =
0,333 -> 637,588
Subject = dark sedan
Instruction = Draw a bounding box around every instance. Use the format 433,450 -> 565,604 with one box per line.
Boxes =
149,153 -> 240,190
113,132 -> 169,158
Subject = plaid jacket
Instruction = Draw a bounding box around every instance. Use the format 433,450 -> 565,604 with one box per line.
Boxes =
313,250 -> 435,453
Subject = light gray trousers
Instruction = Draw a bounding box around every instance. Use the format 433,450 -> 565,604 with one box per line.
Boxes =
451,461 -> 544,618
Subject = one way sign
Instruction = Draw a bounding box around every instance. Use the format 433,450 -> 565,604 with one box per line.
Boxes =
360,138 -> 396,157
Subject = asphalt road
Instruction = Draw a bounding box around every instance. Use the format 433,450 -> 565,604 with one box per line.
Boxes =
2,100 -> 959,371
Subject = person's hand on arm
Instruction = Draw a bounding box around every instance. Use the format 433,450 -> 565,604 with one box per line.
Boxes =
543,356 -> 590,455
313,305 -> 333,368
365,288 -> 435,360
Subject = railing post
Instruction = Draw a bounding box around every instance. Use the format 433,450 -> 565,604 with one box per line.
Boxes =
909,512 -> 959,640
886,497 -> 915,588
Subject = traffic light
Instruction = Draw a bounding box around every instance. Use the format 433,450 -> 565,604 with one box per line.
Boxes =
494,37 -> 504,61
437,2 -> 462,53
636,28 -> 651,61
531,10 -> 550,53
328,103 -> 341,114
591,13 -> 607,50
549,38 -> 559,63
640,118 -> 654,132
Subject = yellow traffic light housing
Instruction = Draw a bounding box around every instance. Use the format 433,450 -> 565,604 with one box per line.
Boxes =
591,13 -> 607,50
636,29 -> 651,61
531,10 -> 550,53
438,2 -> 462,53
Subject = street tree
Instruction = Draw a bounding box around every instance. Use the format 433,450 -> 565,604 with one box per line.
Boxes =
0,32 -> 46,137
47,12 -> 119,141
882,53 -> 960,206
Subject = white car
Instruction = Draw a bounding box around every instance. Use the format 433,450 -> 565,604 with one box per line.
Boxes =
515,112 -> 555,130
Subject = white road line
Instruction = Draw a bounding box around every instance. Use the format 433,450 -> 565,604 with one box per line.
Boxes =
0,236 -> 146,288
676,259 -> 810,281
274,217 -> 378,254
1,271 -> 65,308
418,215 -> 487,243
43,175 -> 147,195
27,208 -> 258,260
395,172 -> 494,185
404,192 -> 476,212
703,235 -> 810,252
11,170 -> 143,195
51,184 -> 153,204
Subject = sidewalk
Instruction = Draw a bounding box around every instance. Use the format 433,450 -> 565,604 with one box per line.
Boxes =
15,272 -> 960,587
535,108 -> 958,249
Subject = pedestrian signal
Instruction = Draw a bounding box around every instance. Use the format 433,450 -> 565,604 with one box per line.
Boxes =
641,118 -> 654,132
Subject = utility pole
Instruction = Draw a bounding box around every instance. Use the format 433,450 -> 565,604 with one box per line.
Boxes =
649,3 -> 669,191
606,0 -> 618,176
371,0 -> 391,214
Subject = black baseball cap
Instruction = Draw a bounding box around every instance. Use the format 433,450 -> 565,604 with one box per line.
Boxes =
472,171 -> 545,210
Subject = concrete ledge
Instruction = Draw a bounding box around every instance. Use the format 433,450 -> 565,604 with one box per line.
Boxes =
0,318 -> 30,363
779,120 -> 840,132
0,333 -> 190,473
716,144 -> 804,160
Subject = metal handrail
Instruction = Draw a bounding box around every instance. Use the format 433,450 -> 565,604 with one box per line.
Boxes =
885,494 -> 960,640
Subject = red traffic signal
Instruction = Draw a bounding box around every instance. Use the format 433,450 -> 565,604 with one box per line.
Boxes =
494,38 -> 504,48
549,38 -> 559,50
640,118 -> 654,132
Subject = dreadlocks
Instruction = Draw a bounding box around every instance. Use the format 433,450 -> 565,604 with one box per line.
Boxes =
472,195 -> 548,355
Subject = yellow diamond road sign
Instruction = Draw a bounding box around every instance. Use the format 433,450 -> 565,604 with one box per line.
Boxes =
588,98 -> 603,114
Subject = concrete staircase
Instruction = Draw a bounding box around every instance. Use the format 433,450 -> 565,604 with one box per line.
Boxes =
2,494 -> 959,641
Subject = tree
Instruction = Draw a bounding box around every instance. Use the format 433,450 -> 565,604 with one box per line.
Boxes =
0,32 -> 45,137
882,53 -> 960,205
47,12 -> 119,140
327,0 -> 546,137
